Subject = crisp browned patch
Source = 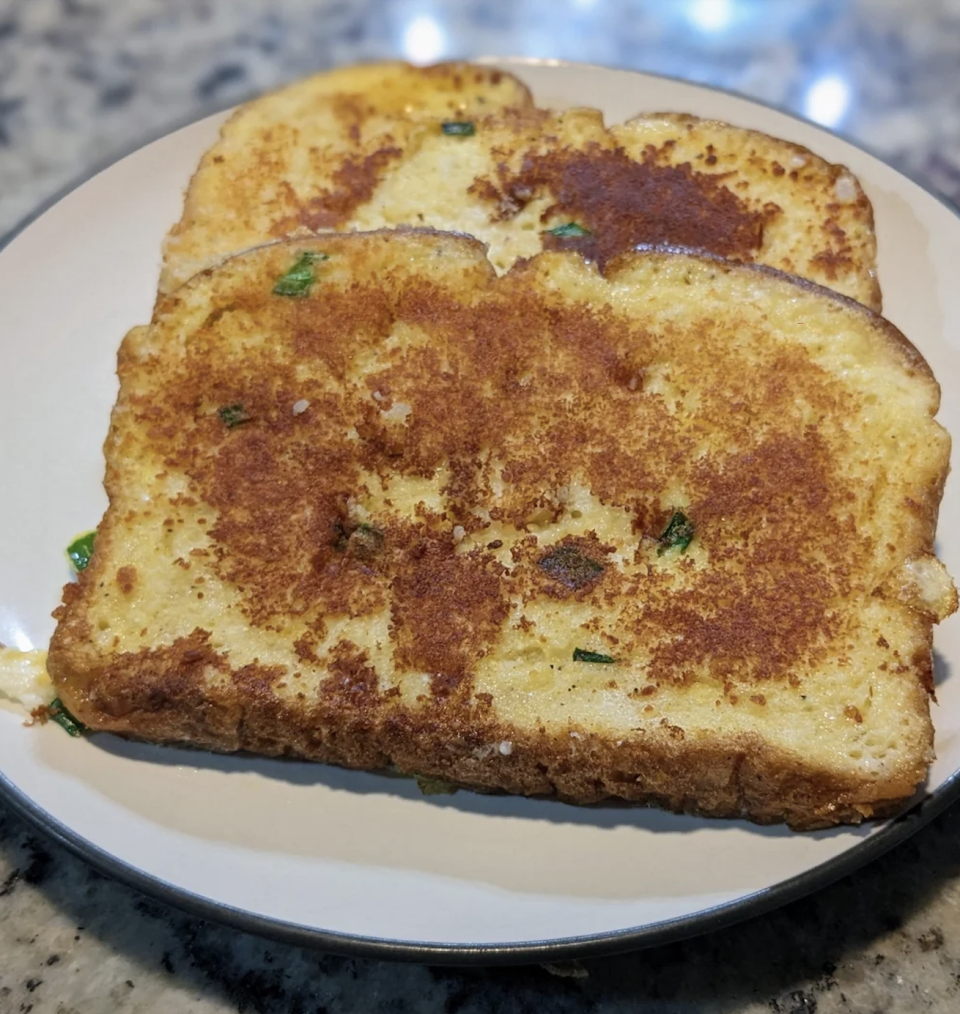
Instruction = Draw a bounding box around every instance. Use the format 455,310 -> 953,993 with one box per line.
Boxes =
116,566 -> 137,594
473,143 -> 777,269
390,536 -> 509,696
810,217 -> 855,280
273,146 -> 404,233
86,629 -> 235,741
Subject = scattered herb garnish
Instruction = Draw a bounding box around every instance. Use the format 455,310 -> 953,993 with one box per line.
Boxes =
272,251 -> 328,298
218,403 -> 251,428
657,510 -> 695,555
538,545 -> 604,590
547,222 -> 592,238
440,120 -> 475,136
48,697 -> 87,737
415,774 -> 458,796
573,648 -> 616,664
67,532 -> 96,572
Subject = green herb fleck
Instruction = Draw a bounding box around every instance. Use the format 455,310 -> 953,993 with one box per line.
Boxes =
573,648 -> 616,664
440,120 -> 475,137
657,510 -> 695,555
547,222 -> 592,238
48,698 -> 87,737
538,545 -> 604,590
272,251 -> 328,298
218,404 -> 251,428
415,774 -> 458,796
67,532 -> 96,572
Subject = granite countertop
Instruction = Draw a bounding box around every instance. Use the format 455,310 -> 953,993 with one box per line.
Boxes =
3,1 -> 960,1010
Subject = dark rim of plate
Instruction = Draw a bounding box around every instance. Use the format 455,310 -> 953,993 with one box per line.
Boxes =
1,58 -> 958,966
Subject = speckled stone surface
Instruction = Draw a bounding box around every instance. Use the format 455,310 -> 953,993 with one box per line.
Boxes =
4,801 -> 960,1012
3,0 -> 960,238
4,1 -> 960,1010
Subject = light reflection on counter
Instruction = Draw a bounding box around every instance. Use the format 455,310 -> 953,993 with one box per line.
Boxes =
402,14 -> 447,63
804,72 -> 853,128
686,0 -> 735,33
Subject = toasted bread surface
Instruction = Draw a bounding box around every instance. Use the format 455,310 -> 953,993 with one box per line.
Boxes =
159,61 -> 535,293
50,231 -> 953,828
161,69 -> 880,309
613,114 -> 881,310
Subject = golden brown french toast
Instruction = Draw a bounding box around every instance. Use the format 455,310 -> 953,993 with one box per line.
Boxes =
50,230 -> 954,829
161,65 -> 880,308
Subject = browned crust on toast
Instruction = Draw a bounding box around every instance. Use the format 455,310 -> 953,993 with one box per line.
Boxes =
626,245 -> 903,377
47,625 -> 917,831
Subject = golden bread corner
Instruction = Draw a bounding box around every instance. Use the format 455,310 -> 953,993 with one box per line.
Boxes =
48,230 -> 955,829
159,60 -> 535,294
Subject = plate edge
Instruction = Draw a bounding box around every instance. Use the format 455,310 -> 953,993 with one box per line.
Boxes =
2,761 -> 959,964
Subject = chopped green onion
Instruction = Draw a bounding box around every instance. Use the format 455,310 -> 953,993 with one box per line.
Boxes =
441,121 -> 475,136
538,545 -> 604,590
48,698 -> 87,737
547,222 -> 592,238
415,774 -> 458,796
272,251 -> 328,298
573,648 -> 616,664
657,510 -> 695,555
67,532 -> 96,572
218,404 -> 251,428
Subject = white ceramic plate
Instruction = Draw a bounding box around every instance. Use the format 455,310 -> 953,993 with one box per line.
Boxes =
1,60 -> 958,964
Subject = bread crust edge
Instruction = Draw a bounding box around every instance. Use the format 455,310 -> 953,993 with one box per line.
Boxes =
48,621 -> 934,833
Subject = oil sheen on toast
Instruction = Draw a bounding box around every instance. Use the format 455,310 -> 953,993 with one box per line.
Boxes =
50,231 -> 955,830
160,68 -> 880,309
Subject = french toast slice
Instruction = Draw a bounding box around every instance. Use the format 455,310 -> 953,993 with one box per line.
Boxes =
161,65 -> 880,308
50,230 -> 954,829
